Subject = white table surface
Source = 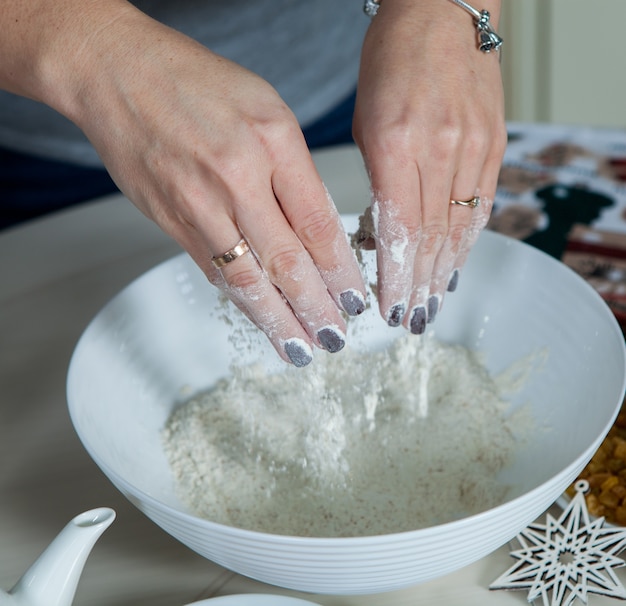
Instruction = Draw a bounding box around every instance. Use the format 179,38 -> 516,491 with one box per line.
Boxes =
0,144 -> 622,606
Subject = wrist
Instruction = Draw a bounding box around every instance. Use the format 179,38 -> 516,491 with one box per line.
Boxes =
41,2 -> 144,123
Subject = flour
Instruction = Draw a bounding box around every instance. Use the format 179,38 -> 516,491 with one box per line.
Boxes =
162,334 -> 532,537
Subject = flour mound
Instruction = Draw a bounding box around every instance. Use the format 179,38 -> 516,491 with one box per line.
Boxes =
162,335 -> 528,537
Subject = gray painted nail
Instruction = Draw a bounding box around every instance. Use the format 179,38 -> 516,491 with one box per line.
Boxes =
447,269 -> 460,292
387,303 -> 405,327
284,339 -> 313,368
340,289 -> 366,316
427,295 -> 439,324
317,327 -> 346,353
410,306 -> 427,335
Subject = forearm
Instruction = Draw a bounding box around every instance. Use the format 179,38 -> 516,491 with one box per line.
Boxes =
0,0 -> 142,119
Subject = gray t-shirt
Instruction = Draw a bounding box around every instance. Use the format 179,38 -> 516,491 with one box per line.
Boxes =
0,0 -> 368,166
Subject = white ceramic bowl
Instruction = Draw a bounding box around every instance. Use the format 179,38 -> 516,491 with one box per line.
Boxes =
67,218 -> 626,595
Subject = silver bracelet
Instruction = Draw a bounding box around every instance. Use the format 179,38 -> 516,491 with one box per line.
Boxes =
363,0 -> 503,54
448,0 -> 503,53
363,0 -> 380,17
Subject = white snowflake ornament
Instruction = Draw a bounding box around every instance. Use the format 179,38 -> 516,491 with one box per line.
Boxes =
491,480 -> 626,605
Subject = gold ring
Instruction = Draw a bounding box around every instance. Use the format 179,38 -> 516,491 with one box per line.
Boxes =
211,238 -> 250,269
450,196 -> 480,209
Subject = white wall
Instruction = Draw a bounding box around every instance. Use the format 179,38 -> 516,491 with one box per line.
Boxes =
500,0 -> 626,127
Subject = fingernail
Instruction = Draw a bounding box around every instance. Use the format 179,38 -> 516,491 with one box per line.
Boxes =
317,326 -> 346,353
284,338 -> 313,368
387,303 -> 405,327
447,269 -> 460,292
427,295 -> 440,324
410,306 -> 427,335
340,289 -> 366,316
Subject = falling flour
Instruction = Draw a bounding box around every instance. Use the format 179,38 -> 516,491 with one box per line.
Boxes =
162,334 -> 532,537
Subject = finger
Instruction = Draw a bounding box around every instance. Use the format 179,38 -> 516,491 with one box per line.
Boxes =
429,165 -> 483,303
403,161 -> 452,334
235,195 -> 350,354
449,151 -> 502,279
359,144 -> 422,327
182,212 -> 318,367
426,200 -> 472,311
271,142 -> 367,318
453,192 -> 494,271
216,233 -> 322,366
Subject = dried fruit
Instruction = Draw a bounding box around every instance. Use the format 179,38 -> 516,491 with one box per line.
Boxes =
566,399 -> 626,525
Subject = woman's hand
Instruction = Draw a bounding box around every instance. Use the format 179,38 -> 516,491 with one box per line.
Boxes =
353,0 -> 506,332
51,3 -> 367,366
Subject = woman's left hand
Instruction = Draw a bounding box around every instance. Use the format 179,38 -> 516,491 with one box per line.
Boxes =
353,0 -> 506,333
